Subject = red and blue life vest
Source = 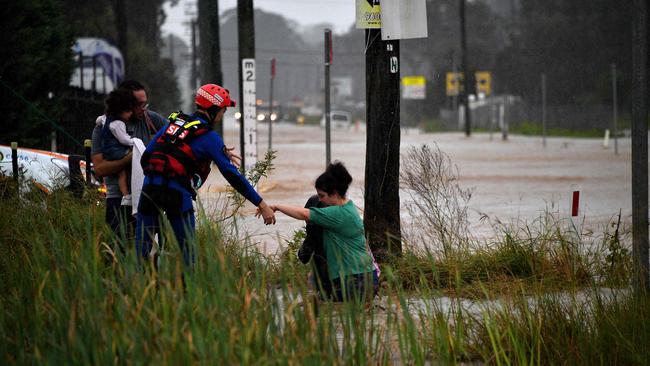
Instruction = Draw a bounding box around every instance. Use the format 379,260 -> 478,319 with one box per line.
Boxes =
143,112 -> 212,192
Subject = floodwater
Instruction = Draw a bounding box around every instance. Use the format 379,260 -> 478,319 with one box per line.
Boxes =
197,118 -> 632,255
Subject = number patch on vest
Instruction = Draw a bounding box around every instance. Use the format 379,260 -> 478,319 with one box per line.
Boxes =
166,125 -> 180,135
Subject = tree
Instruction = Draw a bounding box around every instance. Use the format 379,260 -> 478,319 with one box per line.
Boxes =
494,0 -> 634,106
57,0 -> 182,114
219,8 -> 316,106
0,0 -> 74,148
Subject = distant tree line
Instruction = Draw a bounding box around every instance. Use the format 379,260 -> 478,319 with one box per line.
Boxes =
330,0 -> 633,119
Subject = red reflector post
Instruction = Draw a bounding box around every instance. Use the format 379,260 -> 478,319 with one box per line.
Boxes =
571,191 -> 580,217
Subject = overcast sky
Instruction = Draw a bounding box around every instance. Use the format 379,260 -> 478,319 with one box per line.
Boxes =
162,0 -> 356,45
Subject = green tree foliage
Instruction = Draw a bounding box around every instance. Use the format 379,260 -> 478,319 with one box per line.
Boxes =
0,0 -> 74,148
495,0 -> 633,106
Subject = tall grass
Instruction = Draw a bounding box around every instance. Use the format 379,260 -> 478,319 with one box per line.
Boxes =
1,150 -> 647,364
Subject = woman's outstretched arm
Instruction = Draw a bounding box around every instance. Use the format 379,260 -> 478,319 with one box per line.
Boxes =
273,204 -> 310,221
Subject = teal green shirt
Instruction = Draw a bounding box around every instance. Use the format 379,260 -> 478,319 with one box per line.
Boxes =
309,200 -> 375,280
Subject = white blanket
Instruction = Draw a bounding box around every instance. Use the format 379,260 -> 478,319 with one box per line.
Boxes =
130,138 -> 145,216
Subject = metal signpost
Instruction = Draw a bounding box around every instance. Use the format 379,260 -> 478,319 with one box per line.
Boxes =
269,58 -> 275,151
242,58 -> 257,172
324,29 -> 332,166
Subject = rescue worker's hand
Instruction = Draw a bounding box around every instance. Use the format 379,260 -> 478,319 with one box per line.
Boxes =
256,200 -> 276,225
223,145 -> 241,168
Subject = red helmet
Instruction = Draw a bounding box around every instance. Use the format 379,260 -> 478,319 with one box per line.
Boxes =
195,84 -> 236,109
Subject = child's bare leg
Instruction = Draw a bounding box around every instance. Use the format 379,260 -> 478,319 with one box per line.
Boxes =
118,170 -> 129,197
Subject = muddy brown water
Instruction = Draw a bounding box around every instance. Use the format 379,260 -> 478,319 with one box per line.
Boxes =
197,119 -> 632,255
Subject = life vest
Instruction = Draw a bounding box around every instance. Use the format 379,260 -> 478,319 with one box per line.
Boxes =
143,112 -> 212,193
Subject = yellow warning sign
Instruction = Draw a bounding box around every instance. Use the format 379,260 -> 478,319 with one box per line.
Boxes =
475,71 -> 492,96
402,75 -> 426,86
356,0 -> 381,29
446,72 -> 462,96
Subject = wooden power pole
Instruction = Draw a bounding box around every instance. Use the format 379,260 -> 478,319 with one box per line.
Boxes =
364,28 -> 401,260
459,0 -> 471,136
632,0 -> 649,296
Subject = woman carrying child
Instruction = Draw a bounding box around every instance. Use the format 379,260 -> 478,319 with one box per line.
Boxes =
260,161 -> 379,302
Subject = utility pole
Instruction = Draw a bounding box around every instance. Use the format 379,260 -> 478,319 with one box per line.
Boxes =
238,0 -> 256,171
78,52 -> 84,91
113,0 -> 128,72
541,73 -> 547,147
199,0 -> 224,135
632,0 -> 649,296
169,33 -> 174,61
190,19 -> 198,91
364,28 -> 401,260
459,0 -> 471,136
612,63 -> 619,155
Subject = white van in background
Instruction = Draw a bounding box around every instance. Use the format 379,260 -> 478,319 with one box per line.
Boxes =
320,110 -> 351,129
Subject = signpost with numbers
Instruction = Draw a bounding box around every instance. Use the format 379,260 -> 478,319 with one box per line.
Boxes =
242,58 -> 257,172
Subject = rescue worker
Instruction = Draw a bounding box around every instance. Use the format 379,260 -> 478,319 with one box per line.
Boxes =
135,84 -> 276,268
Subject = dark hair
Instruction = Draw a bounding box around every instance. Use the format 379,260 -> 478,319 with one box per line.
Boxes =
118,79 -> 145,92
315,161 -> 353,197
105,89 -> 138,117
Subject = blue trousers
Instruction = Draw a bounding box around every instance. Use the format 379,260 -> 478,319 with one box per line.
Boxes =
135,210 -> 196,267
105,197 -> 134,253
331,270 -> 379,302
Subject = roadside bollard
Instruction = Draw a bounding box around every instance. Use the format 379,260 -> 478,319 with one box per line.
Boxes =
11,142 -> 18,182
84,139 -> 92,186
11,142 -> 18,196
570,185 -> 582,240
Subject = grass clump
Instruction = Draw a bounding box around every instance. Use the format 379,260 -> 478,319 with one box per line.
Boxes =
398,144 -> 630,296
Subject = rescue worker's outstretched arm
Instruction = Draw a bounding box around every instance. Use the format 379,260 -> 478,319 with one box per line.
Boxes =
223,146 -> 241,168
267,204 -> 310,221
257,200 -> 276,225
207,133 -> 275,224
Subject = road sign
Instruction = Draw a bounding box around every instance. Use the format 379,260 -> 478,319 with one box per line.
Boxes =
402,76 -> 426,99
242,58 -> 257,172
475,71 -> 492,95
446,72 -> 462,96
380,0 -> 428,40
356,0 -> 381,29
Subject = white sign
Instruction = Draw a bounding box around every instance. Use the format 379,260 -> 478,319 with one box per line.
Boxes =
331,77 -> 353,97
402,76 -> 426,100
380,0 -> 428,40
390,56 -> 399,73
242,58 -> 257,172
